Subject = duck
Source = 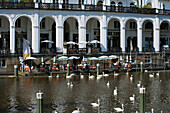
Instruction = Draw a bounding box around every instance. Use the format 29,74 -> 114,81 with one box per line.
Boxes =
91,99 -> 100,107
129,94 -> 135,101
72,108 -> 80,113
114,71 -> 119,76
114,104 -> 124,112
113,87 -> 118,96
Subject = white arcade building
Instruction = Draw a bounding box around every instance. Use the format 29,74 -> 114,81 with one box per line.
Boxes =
0,0 -> 170,54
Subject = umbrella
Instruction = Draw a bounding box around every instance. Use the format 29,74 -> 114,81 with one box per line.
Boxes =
90,40 -> 100,44
68,56 -> 80,60
41,40 -> 54,43
66,41 -> 77,45
77,41 -> 88,45
109,55 -> 118,59
58,56 -> 68,60
88,57 -> 99,60
98,56 -> 109,60
26,57 -> 36,60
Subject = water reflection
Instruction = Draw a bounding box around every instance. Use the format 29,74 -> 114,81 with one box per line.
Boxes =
0,71 -> 170,113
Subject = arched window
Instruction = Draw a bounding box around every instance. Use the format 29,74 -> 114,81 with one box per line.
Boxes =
97,0 -> 103,5
161,22 -> 169,30
118,2 -> 123,7
130,2 -> 134,7
111,1 -> 115,6
145,22 -> 153,29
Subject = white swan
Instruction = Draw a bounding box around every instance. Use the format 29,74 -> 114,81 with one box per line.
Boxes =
56,74 -> 59,78
67,81 -> 71,86
72,108 -> 80,113
114,87 -> 118,96
97,74 -> 103,80
149,73 -> 154,78
129,94 -> 135,101
130,75 -> 133,81
114,104 -> 124,112
114,71 -> 119,76
70,82 -> 73,87
137,81 -> 141,87
89,73 -> 95,79
126,71 -> 129,75
52,110 -> 58,113
103,72 -> 109,77
91,99 -> 100,107
80,73 -> 84,79
48,74 -> 52,78
151,108 -> 154,113
107,81 -> 110,87
156,71 -> 160,76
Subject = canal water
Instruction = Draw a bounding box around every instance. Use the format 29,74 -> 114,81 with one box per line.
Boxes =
0,71 -> 170,113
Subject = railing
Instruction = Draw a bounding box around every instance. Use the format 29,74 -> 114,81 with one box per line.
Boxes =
142,47 -> 155,52
39,3 -> 59,10
0,2 -> 34,9
62,4 -> 81,10
158,9 -> 170,15
85,5 -> 103,11
106,6 -> 156,14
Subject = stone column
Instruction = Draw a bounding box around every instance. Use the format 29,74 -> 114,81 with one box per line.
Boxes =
79,15 -> 86,49
100,15 -> 107,52
154,17 -> 160,52
137,21 -> 143,52
120,20 -> 126,52
10,25 -> 15,54
32,25 -> 40,53
56,25 -> 64,53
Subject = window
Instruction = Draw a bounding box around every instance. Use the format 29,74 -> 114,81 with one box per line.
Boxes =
114,21 -> 120,29
40,18 -> 46,29
16,19 -> 21,28
130,22 -> 137,29
0,59 -> 6,68
161,23 -> 168,30
111,1 -> 115,6
145,22 -> 153,29
0,18 -> 1,28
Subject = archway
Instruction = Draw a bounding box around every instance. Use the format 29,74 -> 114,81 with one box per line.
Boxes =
86,18 -> 101,53
107,18 -> 121,52
142,20 -> 154,52
15,16 -> 32,54
64,17 -> 79,53
125,19 -> 137,52
160,21 -> 169,50
0,16 -> 10,54
40,17 -> 56,54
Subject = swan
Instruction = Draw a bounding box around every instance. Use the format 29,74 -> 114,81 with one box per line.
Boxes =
114,71 -> 119,76
126,71 -> 129,75
70,82 -> 73,87
130,75 -> 133,81
114,104 -> 124,112
89,73 -> 95,79
52,110 -> 58,113
56,74 -> 59,78
156,71 -> 160,76
114,87 -> 118,96
80,73 -> 84,79
97,74 -> 103,80
129,94 -> 135,101
103,72 -> 109,77
107,81 -> 110,87
91,99 -> 100,107
72,108 -> 80,113
70,73 -> 75,76
67,81 -> 71,86
48,74 -> 52,78
151,108 -> 154,113
145,70 -> 148,72
137,81 -> 141,87
149,73 -> 154,78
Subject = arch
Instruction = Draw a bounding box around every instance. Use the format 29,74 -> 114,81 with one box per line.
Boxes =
130,2 -> 134,7
85,16 -> 101,25
160,19 -> 170,25
107,17 -> 121,25
13,14 -> 32,24
124,18 -> 138,26
62,16 -> 80,26
40,15 -> 56,24
118,2 -> 123,6
97,0 -> 103,5
0,15 -> 11,24
141,18 -> 154,25
111,1 -> 115,6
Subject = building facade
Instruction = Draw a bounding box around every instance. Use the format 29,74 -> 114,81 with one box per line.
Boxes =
0,0 -> 170,54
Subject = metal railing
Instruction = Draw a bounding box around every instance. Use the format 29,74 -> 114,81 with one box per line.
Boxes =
39,3 -> 59,10
62,4 -> 81,10
85,5 -> 103,11
0,2 -> 34,9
